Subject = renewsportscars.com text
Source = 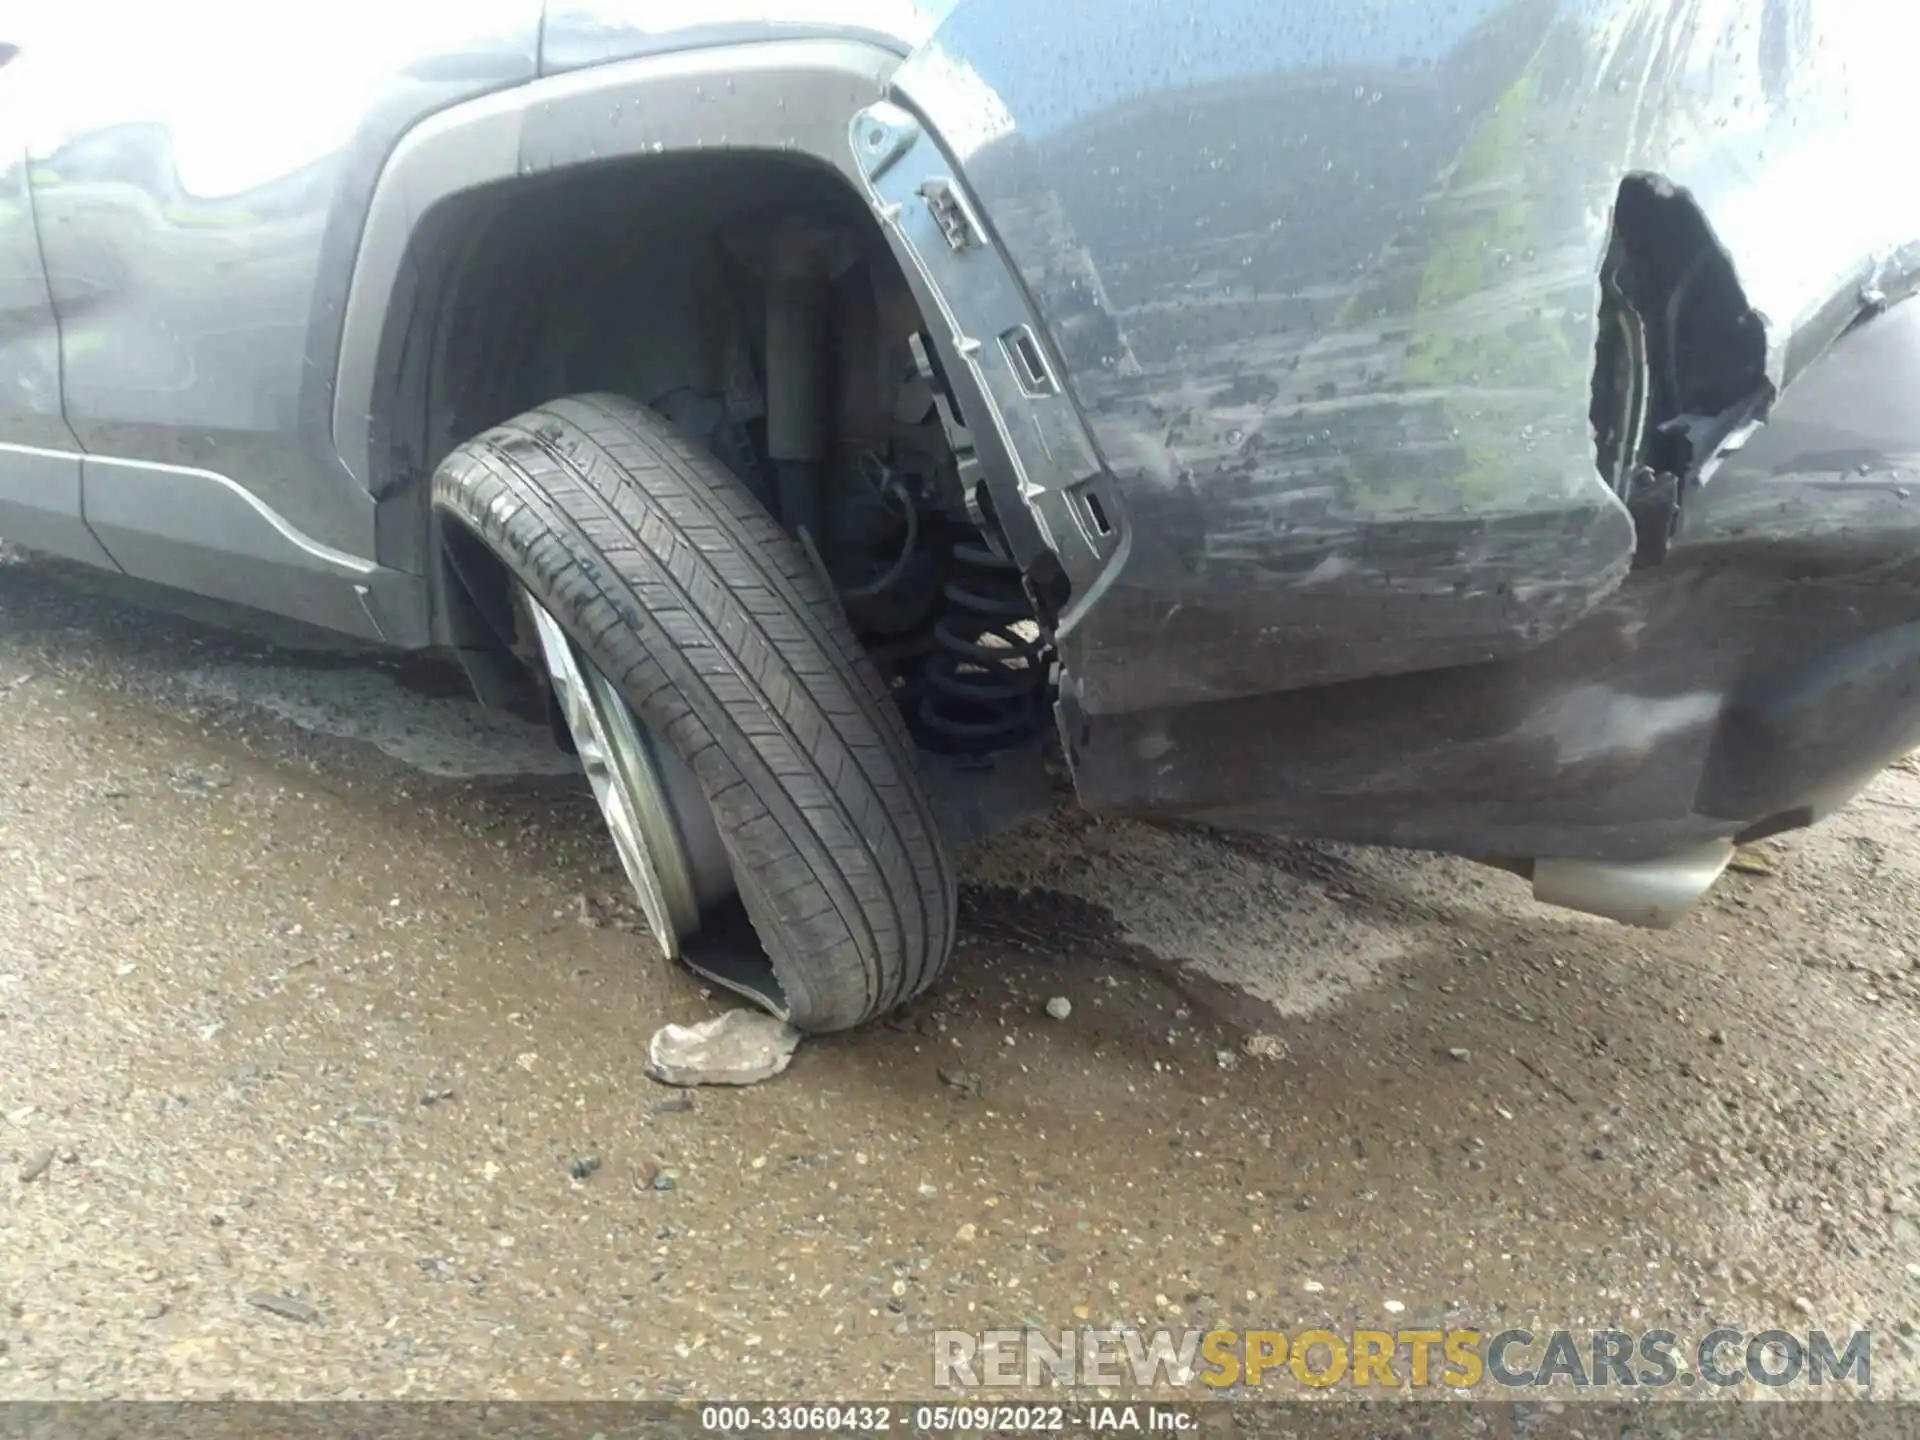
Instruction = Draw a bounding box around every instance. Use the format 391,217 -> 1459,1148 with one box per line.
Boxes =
932,1326 -> 1871,1391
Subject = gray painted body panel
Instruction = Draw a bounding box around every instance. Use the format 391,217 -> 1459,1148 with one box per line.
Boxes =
890,0 -> 1920,715
330,39 -> 903,502
0,53 -> 115,567
81,454 -> 396,644
0,444 -> 114,568
1063,294 -> 1920,861
0,58 -> 72,454
0,12 -> 940,644
539,0 -> 952,74
13,2 -> 544,562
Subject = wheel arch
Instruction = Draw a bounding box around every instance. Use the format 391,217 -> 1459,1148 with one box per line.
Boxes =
330,38 -> 909,634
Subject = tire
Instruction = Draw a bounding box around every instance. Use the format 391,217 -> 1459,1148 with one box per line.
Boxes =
432,392 -> 956,1032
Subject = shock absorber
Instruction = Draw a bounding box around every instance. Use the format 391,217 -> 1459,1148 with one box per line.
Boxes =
919,540 -> 1050,754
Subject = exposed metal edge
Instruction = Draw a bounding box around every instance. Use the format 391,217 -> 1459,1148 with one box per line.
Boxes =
1531,841 -> 1735,929
331,37 -> 903,495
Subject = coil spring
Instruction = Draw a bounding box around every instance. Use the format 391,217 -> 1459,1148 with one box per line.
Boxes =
919,540 -> 1050,753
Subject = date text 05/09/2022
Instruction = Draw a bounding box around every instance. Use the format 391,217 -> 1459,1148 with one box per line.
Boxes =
698,1404 -> 1197,1432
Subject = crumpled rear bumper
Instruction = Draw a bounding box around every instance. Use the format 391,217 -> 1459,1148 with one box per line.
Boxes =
1064,291 -> 1920,864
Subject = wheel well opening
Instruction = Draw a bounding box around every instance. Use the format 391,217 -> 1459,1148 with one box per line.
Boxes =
384,150 -> 1057,788
1590,174 -> 1770,490
1588,173 -> 1771,566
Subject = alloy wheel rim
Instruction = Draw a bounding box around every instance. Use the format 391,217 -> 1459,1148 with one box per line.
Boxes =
524,597 -> 730,959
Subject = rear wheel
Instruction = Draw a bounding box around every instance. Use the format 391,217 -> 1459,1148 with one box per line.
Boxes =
432,393 -> 956,1032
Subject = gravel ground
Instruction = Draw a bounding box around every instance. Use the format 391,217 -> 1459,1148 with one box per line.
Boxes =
3,547 -> 1920,1400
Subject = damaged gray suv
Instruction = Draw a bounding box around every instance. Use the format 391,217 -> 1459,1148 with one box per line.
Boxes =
3,0 -> 1916,1030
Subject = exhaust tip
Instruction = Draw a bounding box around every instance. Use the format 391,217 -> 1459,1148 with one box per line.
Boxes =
1531,841 -> 1735,928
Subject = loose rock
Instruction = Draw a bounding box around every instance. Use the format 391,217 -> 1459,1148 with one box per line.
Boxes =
247,1291 -> 320,1324
17,1149 -> 54,1183
1045,997 -> 1072,1021
646,1009 -> 801,1088
168,763 -> 234,797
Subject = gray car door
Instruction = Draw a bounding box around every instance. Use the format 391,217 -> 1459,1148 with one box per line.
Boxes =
0,41 -> 114,567
16,3 -> 539,640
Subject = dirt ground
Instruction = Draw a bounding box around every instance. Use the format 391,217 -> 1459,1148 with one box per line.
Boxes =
3,545 -> 1920,1402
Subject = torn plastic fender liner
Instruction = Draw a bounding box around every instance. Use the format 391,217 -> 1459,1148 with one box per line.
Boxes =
887,0 -> 1920,718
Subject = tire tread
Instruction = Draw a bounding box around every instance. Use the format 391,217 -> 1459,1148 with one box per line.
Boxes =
432,393 -> 954,1030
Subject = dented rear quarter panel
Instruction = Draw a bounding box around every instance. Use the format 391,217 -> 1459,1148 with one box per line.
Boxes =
892,0 -> 1920,715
